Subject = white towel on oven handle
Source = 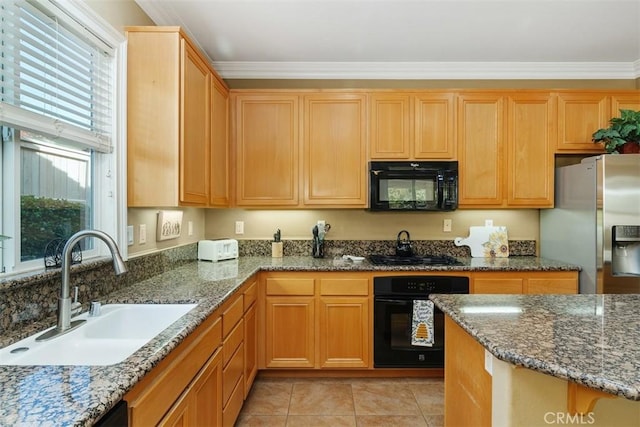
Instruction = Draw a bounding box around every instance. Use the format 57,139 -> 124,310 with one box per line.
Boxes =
411,299 -> 434,347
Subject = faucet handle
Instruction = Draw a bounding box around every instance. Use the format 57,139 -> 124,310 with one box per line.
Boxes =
89,301 -> 101,317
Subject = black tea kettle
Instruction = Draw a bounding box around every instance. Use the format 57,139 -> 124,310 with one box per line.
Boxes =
396,230 -> 414,257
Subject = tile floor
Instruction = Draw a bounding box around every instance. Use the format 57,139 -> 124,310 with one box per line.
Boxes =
235,376 -> 444,427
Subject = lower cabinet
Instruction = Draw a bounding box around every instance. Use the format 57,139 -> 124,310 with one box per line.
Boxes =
260,273 -> 372,370
472,271 -> 578,294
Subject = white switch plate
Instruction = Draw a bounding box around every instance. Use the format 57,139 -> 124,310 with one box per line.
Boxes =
443,219 -> 452,232
235,221 -> 244,234
485,219 -> 493,227
139,224 -> 147,244
188,221 -> 193,236
127,225 -> 134,246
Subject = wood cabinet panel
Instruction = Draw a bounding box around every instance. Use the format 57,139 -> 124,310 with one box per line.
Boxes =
303,94 -> 367,206
525,278 -> 578,294
180,40 -> 210,205
320,277 -> 369,295
473,278 -> 523,294
223,319 -> 244,367
222,370 -> 244,427
222,296 -> 244,337
319,296 -> 370,368
611,92 -> 640,112
265,277 -> 314,295
243,301 -> 258,398
506,94 -> 555,207
234,94 -> 300,206
557,92 -> 609,153
210,78 -> 230,206
223,343 -> 244,405
457,93 -> 505,206
472,271 -> 578,294
369,93 -> 411,159
414,92 -> 456,159
265,296 -> 315,368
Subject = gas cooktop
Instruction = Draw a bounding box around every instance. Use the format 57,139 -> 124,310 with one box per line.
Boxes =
368,254 -> 462,266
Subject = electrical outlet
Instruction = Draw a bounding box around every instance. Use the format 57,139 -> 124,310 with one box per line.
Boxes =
139,224 -> 147,244
485,219 -> 493,227
188,221 -> 193,236
235,221 -> 244,234
443,219 -> 452,232
127,225 -> 134,246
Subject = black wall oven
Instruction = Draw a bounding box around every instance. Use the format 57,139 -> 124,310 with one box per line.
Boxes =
373,275 -> 469,368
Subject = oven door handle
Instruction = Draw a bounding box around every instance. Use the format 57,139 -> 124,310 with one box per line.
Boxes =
375,298 -> 417,306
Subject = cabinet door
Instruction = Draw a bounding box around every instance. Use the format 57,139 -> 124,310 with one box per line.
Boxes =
190,348 -> 223,427
243,302 -> 258,398
318,296 -> 370,368
414,92 -> 456,159
126,30 -> 180,207
506,93 -> 555,207
180,40 -> 210,205
557,92 -> 609,153
234,95 -> 300,206
303,94 -> 367,206
611,92 -> 640,114
265,296 -> 315,368
369,93 -> 411,159
457,93 -> 505,207
210,78 -> 229,206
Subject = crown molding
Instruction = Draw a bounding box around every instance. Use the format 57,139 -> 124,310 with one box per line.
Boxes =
213,61 -> 640,80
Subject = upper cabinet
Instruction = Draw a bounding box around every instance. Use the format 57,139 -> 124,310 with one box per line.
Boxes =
457,91 -> 555,208
210,79 -> 230,207
303,94 -> 367,207
610,92 -> 640,113
556,92 -> 609,153
231,91 -> 367,208
126,26 -> 229,207
369,92 -> 455,159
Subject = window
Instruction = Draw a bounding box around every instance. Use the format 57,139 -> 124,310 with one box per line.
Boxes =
0,0 -> 126,275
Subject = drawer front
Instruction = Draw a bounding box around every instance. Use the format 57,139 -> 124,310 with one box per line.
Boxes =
222,371 -> 244,427
266,277 -> 314,295
473,278 -> 523,294
526,278 -> 578,294
223,318 -> 244,367
320,278 -> 369,296
223,342 -> 244,405
243,280 -> 257,311
222,295 -> 244,337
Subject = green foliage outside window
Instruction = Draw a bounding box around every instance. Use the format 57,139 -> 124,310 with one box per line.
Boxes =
20,195 -> 87,261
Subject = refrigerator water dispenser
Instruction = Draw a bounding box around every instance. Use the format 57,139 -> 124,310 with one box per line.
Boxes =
612,225 -> 640,276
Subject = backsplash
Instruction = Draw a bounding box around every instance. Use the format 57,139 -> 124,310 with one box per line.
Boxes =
239,239 -> 536,257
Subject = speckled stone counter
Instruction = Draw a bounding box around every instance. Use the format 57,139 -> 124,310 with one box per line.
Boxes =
0,255 -> 579,426
430,293 -> 640,401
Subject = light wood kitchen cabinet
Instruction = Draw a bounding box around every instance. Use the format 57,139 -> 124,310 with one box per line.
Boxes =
222,294 -> 244,426
318,277 -> 370,368
264,276 -> 315,368
303,94 -> 368,207
471,271 -> 578,294
233,94 -> 300,206
243,280 -> 258,398
458,91 -> 555,208
261,273 -> 371,370
611,91 -> 640,115
125,313 -> 222,426
210,78 -> 230,207
369,92 -> 455,159
126,27 -> 225,207
556,91 -> 609,153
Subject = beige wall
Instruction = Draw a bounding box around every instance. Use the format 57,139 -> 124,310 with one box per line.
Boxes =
85,0 -> 154,29
204,208 -> 539,242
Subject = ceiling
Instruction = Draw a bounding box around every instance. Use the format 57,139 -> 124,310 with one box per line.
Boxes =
136,0 -> 640,80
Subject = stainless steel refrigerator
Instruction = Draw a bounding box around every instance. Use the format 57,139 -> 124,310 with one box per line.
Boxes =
540,154 -> 640,294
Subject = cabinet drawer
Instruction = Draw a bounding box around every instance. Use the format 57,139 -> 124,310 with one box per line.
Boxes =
473,278 -> 523,294
320,278 -> 369,296
222,370 -> 244,427
223,318 -> 244,367
243,280 -> 257,311
127,315 -> 221,427
526,278 -> 577,294
222,295 -> 244,337
266,277 -> 314,295
223,342 -> 244,405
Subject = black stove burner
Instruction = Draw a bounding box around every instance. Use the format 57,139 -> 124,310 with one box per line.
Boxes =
368,254 -> 462,266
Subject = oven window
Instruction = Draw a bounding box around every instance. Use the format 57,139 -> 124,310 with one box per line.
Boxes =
380,178 -> 436,209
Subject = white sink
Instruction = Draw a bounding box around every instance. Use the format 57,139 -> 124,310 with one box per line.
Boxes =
0,304 -> 197,366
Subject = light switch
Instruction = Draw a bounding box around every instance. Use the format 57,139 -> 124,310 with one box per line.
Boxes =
443,219 -> 452,232
139,224 -> 147,244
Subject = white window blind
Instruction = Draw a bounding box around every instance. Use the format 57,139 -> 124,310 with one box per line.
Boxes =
0,0 -> 114,153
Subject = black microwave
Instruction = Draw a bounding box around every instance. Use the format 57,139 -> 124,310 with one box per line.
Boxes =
369,161 -> 458,211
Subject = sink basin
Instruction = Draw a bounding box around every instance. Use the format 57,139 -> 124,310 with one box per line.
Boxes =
0,304 -> 197,366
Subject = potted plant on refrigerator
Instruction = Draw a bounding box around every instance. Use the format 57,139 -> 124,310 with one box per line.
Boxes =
592,109 -> 640,154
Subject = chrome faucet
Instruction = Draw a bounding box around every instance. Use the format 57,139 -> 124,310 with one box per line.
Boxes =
36,229 -> 127,341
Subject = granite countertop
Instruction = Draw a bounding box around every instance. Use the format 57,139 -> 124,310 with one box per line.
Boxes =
431,293 -> 640,401
0,255 -> 580,426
